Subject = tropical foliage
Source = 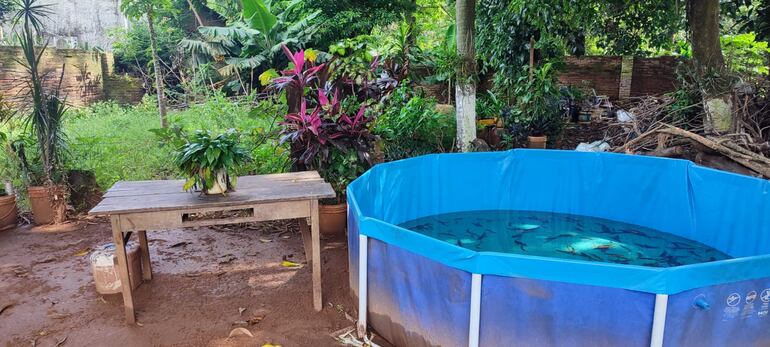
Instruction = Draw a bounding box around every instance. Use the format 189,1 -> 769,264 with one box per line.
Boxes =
181,0 -> 320,85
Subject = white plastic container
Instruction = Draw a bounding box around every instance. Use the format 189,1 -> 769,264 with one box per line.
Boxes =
90,242 -> 143,294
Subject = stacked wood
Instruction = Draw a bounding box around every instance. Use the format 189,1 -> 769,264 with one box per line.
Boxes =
606,86 -> 770,179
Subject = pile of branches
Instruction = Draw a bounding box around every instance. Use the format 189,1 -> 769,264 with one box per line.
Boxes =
605,81 -> 770,179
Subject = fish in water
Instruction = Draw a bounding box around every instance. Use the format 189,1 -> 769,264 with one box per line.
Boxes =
622,229 -> 650,238
634,243 -> 657,249
472,222 -> 483,227
544,233 -> 575,243
600,224 -> 613,234
672,241 -> 697,250
557,246 -> 577,255
594,244 -> 614,250
514,240 -> 527,251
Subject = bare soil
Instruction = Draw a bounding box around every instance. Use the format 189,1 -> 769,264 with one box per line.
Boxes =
0,217 -> 359,347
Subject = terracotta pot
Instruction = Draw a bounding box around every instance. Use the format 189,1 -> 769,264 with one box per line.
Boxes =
319,202 -> 347,234
528,136 -> 548,149
28,185 -> 67,225
0,194 -> 18,231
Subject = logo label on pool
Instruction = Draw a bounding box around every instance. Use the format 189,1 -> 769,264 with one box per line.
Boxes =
727,293 -> 741,307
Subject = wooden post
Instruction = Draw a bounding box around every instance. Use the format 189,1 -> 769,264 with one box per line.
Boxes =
111,215 -> 136,324
137,230 -> 153,280
310,199 -> 322,311
529,36 -> 535,82
299,217 -> 313,265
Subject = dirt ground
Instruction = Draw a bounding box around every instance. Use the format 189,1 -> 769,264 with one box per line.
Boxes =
0,217 -> 361,347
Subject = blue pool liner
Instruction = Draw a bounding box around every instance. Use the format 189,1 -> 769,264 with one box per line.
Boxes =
347,150 -> 770,347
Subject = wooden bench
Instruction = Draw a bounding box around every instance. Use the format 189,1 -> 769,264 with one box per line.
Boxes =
89,172 -> 336,324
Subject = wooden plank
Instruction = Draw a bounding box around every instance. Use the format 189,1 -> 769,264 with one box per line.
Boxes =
103,172 -> 324,198
137,230 -> 153,281
116,201 -> 311,231
91,175 -> 334,215
310,199 -> 322,311
111,215 -> 136,324
299,216 -> 312,264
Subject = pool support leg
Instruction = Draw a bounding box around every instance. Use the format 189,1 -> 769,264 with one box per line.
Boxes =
650,294 -> 669,347
357,235 -> 368,339
469,273 -> 482,347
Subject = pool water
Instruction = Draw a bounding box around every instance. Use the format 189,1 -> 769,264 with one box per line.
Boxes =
398,210 -> 731,267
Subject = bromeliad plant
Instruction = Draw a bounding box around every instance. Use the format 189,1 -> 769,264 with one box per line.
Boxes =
174,129 -> 250,195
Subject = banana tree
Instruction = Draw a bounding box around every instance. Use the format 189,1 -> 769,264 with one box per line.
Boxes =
181,0 -> 320,88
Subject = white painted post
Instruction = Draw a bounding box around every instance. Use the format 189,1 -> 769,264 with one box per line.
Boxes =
650,294 -> 669,347
357,235 -> 369,339
468,274 -> 482,347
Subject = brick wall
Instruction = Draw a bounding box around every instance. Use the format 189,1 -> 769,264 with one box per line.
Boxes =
0,47 -> 143,107
558,56 -> 623,100
557,55 -> 679,100
630,56 -> 679,98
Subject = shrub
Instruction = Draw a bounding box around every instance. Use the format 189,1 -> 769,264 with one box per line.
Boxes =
373,83 -> 455,161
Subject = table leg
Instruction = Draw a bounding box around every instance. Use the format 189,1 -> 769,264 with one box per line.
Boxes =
111,215 -> 136,324
137,230 -> 153,280
299,218 -> 312,265
310,200 -> 322,311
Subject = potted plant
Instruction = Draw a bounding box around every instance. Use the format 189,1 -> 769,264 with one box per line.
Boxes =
3,1 -> 69,225
175,129 -> 249,195
273,45 -> 376,234
508,63 -> 564,149
0,186 -> 17,231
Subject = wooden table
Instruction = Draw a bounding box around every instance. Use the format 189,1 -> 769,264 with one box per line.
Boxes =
89,172 -> 336,324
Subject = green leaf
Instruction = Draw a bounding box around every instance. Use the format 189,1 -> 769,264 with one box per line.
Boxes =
242,0 -> 277,33
183,178 -> 196,192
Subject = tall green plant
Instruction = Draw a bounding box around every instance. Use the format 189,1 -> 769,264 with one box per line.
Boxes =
120,0 -> 175,128
10,0 -> 67,185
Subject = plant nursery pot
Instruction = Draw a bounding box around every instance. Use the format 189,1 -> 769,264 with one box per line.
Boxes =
319,202 -> 347,235
28,185 -> 67,225
0,194 -> 18,231
528,136 -> 548,149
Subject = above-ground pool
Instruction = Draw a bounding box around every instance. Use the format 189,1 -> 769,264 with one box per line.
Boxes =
347,150 -> 770,347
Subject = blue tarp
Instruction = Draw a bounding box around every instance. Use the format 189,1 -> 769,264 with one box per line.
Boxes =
348,150 -> 770,346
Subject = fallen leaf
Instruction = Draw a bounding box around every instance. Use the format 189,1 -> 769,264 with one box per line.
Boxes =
262,344 -> 282,347
280,260 -> 302,268
136,322 -> 144,327
185,273 -> 202,278
73,247 -> 92,257
238,307 -> 246,316
247,315 -> 265,325
53,336 -> 67,347
259,238 -> 273,243
169,241 -> 191,248
227,327 -> 254,338
232,320 -> 248,326
0,303 -> 13,316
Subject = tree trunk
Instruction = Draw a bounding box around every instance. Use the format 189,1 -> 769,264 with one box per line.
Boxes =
146,8 -> 168,128
455,0 -> 477,152
186,0 -> 205,27
686,0 -> 730,133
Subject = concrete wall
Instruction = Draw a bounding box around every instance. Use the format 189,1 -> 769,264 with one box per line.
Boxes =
0,46 -> 143,106
1,0 -> 128,49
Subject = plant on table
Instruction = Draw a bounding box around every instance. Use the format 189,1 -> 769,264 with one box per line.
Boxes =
174,129 -> 250,195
